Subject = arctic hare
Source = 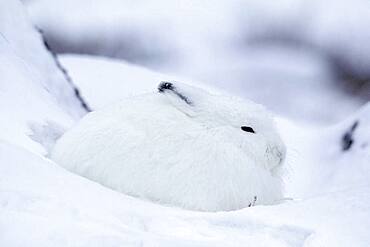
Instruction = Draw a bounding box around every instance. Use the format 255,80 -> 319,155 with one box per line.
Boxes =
51,82 -> 286,211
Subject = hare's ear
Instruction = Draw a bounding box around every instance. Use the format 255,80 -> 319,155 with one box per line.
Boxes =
158,81 -> 207,116
158,82 -> 192,105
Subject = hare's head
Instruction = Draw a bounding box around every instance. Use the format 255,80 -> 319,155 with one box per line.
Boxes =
158,81 -> 286,174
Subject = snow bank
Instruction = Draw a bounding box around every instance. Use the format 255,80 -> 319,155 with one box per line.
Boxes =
279,103 -> 370,198
0,0 -> 86,154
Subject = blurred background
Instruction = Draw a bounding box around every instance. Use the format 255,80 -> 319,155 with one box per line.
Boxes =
21,0 -> 370,125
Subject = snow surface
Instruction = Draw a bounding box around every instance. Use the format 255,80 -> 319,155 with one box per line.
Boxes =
1,0 -> 370,246
278,105 -> 370,198
0,0 -> 86,154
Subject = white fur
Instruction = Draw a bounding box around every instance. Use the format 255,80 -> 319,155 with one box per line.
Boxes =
51,82 -> 286,211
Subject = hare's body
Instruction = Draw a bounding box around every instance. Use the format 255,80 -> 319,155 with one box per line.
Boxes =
51,82 -> 286,211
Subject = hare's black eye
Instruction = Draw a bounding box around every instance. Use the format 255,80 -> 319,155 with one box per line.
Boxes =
241,126 -> 255,133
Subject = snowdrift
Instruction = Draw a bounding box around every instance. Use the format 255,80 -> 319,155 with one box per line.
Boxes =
0,0 -> 87,154
280,103 -> 370,198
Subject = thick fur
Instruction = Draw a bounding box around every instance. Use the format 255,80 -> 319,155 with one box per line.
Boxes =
51,82 -> 286,211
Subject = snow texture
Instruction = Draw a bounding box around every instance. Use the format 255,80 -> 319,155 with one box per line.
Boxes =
281,103 -> 370,198
0,0 -> 86,154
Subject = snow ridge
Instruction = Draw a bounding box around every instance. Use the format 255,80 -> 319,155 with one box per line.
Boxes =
36,27 -> 91,112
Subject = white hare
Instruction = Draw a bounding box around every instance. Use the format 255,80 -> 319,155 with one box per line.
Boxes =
51,82 -> 286,211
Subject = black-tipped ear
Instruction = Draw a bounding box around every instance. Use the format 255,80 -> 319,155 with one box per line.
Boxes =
158,82 -> 174,92
158,81 -> 192,105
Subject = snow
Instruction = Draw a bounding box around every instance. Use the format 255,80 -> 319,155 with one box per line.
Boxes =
1,0 -> 370,246
278,104 -> 370,198
0,0 -> 86,154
